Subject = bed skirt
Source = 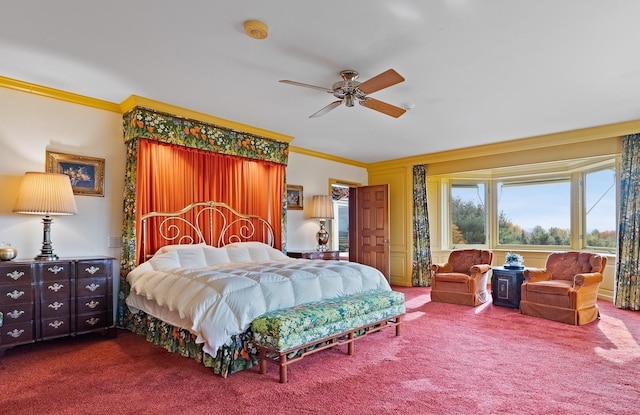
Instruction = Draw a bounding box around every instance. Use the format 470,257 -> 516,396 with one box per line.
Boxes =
122,310 -> 259,378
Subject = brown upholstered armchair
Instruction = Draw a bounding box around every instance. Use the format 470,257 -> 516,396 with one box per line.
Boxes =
431,249 -> 494,306
521,251 -> 607,325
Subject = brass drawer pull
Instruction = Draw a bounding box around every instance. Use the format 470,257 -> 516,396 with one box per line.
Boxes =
85,283 -> 100,292
6,290 -> 25,299
7,309 -> 25,319
48,265 -> 64,274
86,317 -> 100,326
7,328 -> 25,338
7,270 -> 25,280
48,320 -> 64,329
85,266 -> 100,275
49,301 -> 64,310
86,300 -> 100,309
48,283 -> 64,292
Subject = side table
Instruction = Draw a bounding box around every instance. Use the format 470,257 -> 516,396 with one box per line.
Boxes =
286,251 -> 340,260
491,266 -> 525,309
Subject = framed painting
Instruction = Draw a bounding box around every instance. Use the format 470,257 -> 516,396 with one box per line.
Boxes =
286,185 -> 303,210
46,151 -> 105,197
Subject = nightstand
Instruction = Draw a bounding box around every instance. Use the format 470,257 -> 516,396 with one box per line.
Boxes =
287,251 -> 341,260
491,266 -> 525,309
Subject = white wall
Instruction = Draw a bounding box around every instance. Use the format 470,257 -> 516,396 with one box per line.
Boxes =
0,87 -> 125,263
0,86 -> 369,262
285,152 -> 367,251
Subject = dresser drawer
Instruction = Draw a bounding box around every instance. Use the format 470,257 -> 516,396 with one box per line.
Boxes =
76,311 -> 109,332
0,264 -> 32,285
0,303 -> 34,324
41,298 -> 71,318
77,260 -> 111,278
77,295 -> 108,315
40,262 -> 72,281
1,321 -> 35,346
41,316 -> 71,338
0,285 -> 34,305
40,279 -> 72,300
77,277 -> 108,297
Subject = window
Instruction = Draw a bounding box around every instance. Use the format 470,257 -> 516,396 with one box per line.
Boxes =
497,179 -> 571,246
451,183 -> 487,245
440,157 -> 618,250
584,167 -> 616,249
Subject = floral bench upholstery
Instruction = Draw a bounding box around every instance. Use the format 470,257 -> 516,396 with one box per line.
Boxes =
250,289 -> 405,383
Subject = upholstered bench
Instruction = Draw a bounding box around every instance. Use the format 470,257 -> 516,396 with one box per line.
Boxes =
250,289 -> 405,383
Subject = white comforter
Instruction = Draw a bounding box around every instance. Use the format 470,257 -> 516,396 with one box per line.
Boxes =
126,242 -> 391,356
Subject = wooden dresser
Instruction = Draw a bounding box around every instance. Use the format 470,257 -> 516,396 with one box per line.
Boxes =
0,257 -> 115,356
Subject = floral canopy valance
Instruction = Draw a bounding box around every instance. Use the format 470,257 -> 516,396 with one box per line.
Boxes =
123,106 -> 290,165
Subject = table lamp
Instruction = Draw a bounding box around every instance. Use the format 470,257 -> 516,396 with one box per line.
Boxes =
13,172 -> 78,260
310,195 -> 334,251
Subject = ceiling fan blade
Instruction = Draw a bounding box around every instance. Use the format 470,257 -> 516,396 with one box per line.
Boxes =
360,98 -> 406,118
357,69 -> 405,94
279,80 -> 333,93
310,100 -> 343,118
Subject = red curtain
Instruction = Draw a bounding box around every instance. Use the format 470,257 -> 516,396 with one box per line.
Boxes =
135,139 -> 284,263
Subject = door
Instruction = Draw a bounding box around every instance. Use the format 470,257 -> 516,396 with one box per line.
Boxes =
349,184 -> 390,279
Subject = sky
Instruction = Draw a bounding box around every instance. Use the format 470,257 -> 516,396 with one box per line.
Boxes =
454,169 -> 616,233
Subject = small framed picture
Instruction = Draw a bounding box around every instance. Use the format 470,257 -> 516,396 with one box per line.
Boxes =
286,185 -> 303,210
46,151 -> 105,197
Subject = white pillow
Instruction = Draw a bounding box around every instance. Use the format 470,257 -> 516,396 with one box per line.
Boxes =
225,242 -> 288,262
226,246 -> 252,263
147,251 -> 182,270
174,248 -> 207,268
155,243 -> 207,255
203,246 -> 231,265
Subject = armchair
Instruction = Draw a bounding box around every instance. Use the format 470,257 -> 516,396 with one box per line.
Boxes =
431,249 -> 493,306
521,251 -> 607,325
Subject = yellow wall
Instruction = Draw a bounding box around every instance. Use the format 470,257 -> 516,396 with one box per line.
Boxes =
368,120 -> 639,298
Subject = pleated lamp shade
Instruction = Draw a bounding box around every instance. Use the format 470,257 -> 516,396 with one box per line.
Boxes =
13,172 -> 78,216
310,195 -> 334,220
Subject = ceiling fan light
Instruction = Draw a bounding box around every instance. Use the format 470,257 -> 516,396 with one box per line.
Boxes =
345,94 -> 354,107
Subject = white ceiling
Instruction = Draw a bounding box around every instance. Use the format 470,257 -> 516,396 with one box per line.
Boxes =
2,1 -> 639,163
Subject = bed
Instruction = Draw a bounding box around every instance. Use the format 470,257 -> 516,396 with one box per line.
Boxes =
121,201 -> 398,378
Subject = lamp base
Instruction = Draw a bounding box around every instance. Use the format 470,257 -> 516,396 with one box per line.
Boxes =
35,215 -> 59,261
316,219 -> 329,251
35,253 -> 60,261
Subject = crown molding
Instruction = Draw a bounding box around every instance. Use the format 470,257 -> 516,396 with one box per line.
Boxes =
288,145 -> 367,168
368,119 -> 640,171
0,76 -> 121,113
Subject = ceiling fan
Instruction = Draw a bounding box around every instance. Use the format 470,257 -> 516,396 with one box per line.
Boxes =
279,69 -> 406,118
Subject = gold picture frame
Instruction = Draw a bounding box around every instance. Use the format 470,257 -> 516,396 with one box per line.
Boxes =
286,185 -> 303,210
46,151 -> 105,197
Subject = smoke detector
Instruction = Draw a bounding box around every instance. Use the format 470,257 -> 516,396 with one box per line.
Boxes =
244,20 -> 268,39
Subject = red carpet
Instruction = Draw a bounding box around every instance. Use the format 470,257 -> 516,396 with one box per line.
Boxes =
1,287 -> 639,414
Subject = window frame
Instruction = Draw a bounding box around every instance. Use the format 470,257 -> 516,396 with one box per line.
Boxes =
581,162 -> 618,252
448,180 -> 489,248
439,157 -> 618,253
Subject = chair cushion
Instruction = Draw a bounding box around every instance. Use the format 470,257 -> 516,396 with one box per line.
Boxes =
524,279 -> 572,295
433,273 -> 471,283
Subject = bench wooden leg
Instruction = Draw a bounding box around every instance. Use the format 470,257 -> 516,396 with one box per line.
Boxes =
347,331 -> 355,355
279,354 -> 288,383
395,316 -> 402,336
259,348 -> 267,375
